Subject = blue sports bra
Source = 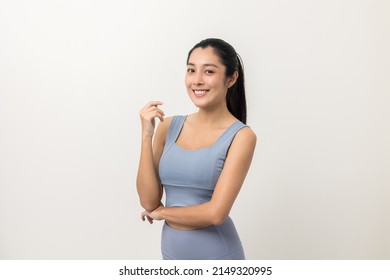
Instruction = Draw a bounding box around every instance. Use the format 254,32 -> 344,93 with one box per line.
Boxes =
158,115 -> 247,207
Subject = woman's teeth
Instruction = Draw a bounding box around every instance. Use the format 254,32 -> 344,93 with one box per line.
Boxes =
194,90 -> 208,96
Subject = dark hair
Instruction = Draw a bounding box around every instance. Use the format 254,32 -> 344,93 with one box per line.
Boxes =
187,38 -> 247,124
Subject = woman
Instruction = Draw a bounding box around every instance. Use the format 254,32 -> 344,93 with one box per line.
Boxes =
137,38 -> 256,260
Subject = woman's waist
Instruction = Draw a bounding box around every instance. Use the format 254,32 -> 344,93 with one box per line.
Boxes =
164,216 -> 234,232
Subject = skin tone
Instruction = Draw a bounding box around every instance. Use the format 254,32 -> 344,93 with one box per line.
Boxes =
136,47 -> 256,230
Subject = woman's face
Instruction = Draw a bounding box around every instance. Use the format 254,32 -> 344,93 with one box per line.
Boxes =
185,47 -> 234,110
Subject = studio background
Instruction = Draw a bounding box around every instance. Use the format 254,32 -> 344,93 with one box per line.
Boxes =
0,0 -> 389,259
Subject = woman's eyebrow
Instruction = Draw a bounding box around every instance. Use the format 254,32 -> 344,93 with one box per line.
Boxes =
187,62 -> 219,68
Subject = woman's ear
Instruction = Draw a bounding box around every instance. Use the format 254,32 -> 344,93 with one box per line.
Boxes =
227,71 -> 239,88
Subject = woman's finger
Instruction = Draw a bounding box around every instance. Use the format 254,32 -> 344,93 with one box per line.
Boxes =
148,101 -> 163,107
140,105 -> 165,122
143,106 -> 165,117
141,101 -> 163,112
141,211 -> 154,224
139,100 -> 165,137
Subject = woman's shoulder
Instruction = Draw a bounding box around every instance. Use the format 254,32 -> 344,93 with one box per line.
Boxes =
155,115 -> 186,136
225,124 -> 256,161
156,116 -> 174,133
157,115 -> 188,128
234,125 -> 257,147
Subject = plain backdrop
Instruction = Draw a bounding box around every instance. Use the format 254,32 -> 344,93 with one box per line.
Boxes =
0,0 -> 389,259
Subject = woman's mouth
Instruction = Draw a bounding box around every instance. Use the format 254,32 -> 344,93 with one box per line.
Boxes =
193,90 -> 209,97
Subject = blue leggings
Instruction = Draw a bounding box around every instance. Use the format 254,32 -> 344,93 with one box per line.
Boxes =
161,217 -> 245,260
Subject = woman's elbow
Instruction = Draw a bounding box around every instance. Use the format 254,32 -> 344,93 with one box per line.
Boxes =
209,209 -> 229,225
140,200 -> 160,212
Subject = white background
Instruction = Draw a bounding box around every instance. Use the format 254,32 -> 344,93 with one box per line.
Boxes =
0,0 -> 389,259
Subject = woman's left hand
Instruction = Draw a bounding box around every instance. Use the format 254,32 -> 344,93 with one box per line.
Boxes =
141,205 -> 164,224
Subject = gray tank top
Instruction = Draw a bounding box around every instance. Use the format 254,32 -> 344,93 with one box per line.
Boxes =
159,115 -> 247,207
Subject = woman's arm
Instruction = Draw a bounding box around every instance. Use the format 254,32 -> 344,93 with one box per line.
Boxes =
136,101 -> 171,212
142,127 -> 257,229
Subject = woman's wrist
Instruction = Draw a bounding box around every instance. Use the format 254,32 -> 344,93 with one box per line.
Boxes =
156,205 -> 165,220
141,133 -> 153,141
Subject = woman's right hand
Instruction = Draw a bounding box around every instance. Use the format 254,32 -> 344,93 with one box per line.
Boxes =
139,101 -> 165,138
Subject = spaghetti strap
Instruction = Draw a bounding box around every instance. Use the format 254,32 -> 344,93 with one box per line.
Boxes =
214,121 -> 247,154
161,115 -> 186,156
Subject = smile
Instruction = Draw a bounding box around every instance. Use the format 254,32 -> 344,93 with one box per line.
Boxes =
193,90 -> 209,97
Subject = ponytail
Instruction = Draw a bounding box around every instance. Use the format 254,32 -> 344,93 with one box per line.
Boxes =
226,54 -> 246,124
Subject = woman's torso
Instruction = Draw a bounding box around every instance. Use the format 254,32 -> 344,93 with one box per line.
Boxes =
158,115 -> 246,259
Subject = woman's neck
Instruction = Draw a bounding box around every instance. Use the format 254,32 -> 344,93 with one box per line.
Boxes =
190,106 -> 236,128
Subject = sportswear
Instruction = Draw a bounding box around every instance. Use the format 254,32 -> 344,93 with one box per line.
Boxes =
158,115 -> 246,260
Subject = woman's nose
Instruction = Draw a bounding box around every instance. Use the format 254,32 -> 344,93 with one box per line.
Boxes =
193,73 -> 204,85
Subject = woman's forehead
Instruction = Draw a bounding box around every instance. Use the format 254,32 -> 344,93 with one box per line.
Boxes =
188,47 -> 223,66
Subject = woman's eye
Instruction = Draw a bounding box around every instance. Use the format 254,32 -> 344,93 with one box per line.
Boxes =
205,70 -> 214,74
187,68 -> 195,73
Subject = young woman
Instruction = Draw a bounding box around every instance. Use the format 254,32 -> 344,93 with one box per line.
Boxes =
137,38 -> 256,260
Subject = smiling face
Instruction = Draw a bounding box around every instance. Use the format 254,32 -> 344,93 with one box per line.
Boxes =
185,47 -> 237,111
